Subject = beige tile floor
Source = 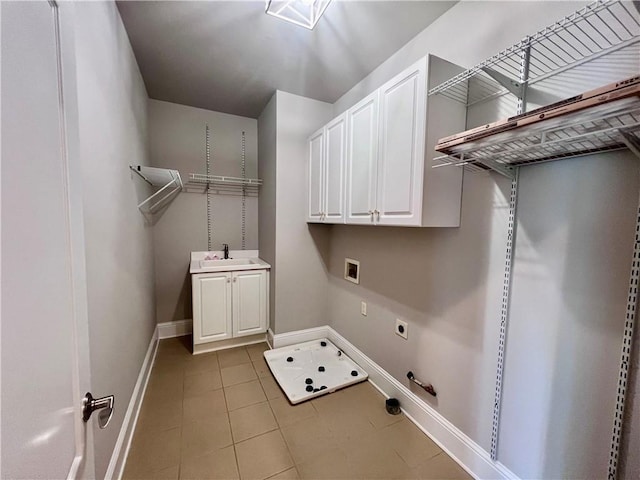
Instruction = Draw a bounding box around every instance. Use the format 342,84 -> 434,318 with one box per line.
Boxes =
123,337 -> 471,480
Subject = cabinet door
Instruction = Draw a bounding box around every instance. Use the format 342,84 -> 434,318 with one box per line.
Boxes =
232,270 -> 268,337
193,273 -> 232,344
377,59 -> 426,225
307,128 -> 325,222
324,114 -> 346,223
346,91 -> 379,224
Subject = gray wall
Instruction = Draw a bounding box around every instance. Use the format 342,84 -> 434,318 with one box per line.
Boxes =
324,1 -> 640,478
148,99 -> 258,325
73,2 -> 155,477
258,94 -> 278,330
500,154 -> 637,478
274,92 -> 333,334
258,91 -> 333,334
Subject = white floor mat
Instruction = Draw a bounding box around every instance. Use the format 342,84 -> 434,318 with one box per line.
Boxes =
263,338 -> 368,404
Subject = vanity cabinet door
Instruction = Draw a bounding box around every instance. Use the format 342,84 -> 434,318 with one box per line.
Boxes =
232,270 -> 268,337
193,272 -> 232,344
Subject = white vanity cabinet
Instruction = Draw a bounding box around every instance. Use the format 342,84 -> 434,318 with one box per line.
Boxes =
192,269 -> 268,346
307,113 -> 346,223
312,54 -> 466,227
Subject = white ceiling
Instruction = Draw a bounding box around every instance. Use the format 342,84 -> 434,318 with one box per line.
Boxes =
117,1 -> 457,118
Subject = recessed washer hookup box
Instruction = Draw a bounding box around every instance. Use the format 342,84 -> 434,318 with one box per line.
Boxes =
263,339 -> 368,404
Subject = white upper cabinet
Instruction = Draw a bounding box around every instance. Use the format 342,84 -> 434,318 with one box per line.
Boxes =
324,115 -> 346,222
308,54 -> 466,227
377,60 -> 426,225
346,91 -> 379,224
307,129 -> 324,222
307,113 -> 346,223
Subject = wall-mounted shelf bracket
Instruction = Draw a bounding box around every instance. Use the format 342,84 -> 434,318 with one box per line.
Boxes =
433,153 -> 516,178
129,165 -> 182,214
620,129 -> 640,159
480,67 -> 525,98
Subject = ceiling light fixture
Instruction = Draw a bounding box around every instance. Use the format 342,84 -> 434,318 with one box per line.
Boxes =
265,0 -> 332,30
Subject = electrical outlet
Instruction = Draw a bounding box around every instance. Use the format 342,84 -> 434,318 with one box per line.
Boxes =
395,319 -> 408,339
361,301 -> 367,316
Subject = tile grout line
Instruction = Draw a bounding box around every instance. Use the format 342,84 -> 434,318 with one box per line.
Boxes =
219,359 -> 243,480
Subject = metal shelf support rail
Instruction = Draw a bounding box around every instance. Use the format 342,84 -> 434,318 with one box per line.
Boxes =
489,35 -> 531,461
608,134 -> 640,480
129,165 -> 182,214
206,124 -> 213,251
428,0 -> 640,107
241,131 -> 247,250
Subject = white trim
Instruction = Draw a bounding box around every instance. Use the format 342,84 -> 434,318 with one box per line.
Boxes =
270,325 -> 329,348
266,328 -> 275,349
271,326 -> 518,480
105,329 -> 159,480
157,319 -> 192,339
192,334 -> 267,355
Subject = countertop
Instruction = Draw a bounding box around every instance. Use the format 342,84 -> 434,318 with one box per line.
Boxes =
189,250 -> 271,274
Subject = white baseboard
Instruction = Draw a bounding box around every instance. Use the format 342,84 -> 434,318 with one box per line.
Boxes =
105,328 -> 159,480
271,325 -> 518,480
193,334 -> 267,355
267,328 -> 275,349
270,325 -> 329,348
157,319 -> 192,339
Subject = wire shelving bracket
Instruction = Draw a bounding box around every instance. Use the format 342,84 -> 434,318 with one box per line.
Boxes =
129,165 -> 182,214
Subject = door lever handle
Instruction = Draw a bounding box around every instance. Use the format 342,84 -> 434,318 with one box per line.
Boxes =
82,392 -> 114,429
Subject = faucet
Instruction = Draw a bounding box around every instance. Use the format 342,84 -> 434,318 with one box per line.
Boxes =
222,243 -> 229,259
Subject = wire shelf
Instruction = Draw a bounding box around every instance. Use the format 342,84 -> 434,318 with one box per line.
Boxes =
188,173 -> 263,187
129,165 -> 183,214
433,97 -> 640,176
429,0 -> 640,106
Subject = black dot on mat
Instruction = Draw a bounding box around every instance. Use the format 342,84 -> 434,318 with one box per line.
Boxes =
305,378 -> 313,384
351,370 -> 358,377
318,366 -> 325,372
320,386 -> 327,390
313,388 -> 320,392
321,341 -> 327,347
306,385 -> 314,392
286,357 -> 293,362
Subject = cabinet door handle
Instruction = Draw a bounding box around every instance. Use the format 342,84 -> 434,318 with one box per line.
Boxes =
375,209 -> 380,221
227,277 -> 231,283
368,210 -> 373,222
233,277 -> 237,283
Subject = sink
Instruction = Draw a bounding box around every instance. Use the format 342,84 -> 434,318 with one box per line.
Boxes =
199,258 -> 256,268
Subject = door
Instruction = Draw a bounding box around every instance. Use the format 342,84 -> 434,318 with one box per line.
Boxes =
346,91 -> 379,224
307,128 -> 325,222
377,59 -> 427,226
324,114 -> 346,223
232,270 -> 268,337
193,273 -> 233,343
1,1 -> 94,478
